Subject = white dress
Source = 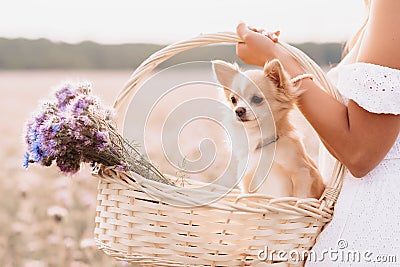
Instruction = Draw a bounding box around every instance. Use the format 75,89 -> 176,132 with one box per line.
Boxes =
305,62 -> 400,266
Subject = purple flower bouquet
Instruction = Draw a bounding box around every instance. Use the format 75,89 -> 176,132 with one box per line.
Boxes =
23,81 -> 173,185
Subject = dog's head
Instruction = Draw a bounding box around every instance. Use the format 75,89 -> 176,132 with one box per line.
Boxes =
212,59 -> 299,127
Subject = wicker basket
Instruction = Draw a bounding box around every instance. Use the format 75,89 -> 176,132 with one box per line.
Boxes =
92,32 -> 345,266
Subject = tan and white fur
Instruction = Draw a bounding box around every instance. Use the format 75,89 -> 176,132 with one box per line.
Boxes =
212,59 -> 325,198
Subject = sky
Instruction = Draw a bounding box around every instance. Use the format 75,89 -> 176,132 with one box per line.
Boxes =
1,0 -> 367,45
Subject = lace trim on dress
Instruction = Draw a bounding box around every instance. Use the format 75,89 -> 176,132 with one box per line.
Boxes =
336,62 -> 400,115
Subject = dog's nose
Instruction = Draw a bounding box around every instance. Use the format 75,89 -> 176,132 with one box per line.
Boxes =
235,107 -> 246,117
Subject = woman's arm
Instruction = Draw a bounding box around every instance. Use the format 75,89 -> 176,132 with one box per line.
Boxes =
296,79 -> 399,178
236,0 -> 400,178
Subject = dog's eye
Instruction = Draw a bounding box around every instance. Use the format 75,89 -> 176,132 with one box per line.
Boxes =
230,96 -> 237,104
251,96 -> 263,104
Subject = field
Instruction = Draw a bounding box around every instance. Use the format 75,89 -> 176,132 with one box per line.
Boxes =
0,69 -> 233,267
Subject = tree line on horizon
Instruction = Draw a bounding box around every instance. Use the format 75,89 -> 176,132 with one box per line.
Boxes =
0,37 -> 343,70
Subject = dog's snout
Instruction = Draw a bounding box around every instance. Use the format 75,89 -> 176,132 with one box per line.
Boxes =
235,107 -> 246,117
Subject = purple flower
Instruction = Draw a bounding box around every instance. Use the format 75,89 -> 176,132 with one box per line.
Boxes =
23,152 -> 30,168
71,95 -> 95,116
55,148 -> 81,175
23,80 -> 158,179
57,159 -> 80,175
115,165 -> 126,172
76,82 -> 92,95
31,136 -> 44,162
52,123 -> 61,133
79,116 -> 93,126
55,85 -> 76,111
95,131 -> 109,150
47,140 -> 58,156
25,125 -> 37,145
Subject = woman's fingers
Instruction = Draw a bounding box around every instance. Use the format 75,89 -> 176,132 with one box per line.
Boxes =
236,22 -> 252,41
237,22 -> 280,43
248,26 -> 264,34
265,30 -> 280,43
261,30 -> 280,43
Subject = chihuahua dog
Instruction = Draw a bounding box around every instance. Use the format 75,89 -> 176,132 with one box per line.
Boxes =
212,59 -> 325,198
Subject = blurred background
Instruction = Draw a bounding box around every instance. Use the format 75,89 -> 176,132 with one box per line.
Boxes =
1,0 -> 367,266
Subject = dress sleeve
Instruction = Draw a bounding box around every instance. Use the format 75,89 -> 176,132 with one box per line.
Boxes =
335,62 -> 400,114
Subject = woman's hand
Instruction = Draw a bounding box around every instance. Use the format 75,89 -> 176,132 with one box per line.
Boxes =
236,22 -> 280,66
236,22 -> 305,78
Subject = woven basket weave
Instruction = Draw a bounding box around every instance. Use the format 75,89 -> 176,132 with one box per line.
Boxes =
92,32 -> 345,266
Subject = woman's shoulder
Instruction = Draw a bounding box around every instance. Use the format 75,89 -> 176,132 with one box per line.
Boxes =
357,0 -> 400,69
329,61 -> 400,86
331,62 -> 400,115
337,62 -> 400,79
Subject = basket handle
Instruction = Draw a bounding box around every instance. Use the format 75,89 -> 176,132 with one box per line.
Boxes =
113,31 -> 345,208
113,32 -> 241,129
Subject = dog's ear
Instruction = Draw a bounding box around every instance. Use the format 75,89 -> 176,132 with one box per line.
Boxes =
264,59 -> 299,100
263,59 -> 290,89
212,60 -> 240,88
